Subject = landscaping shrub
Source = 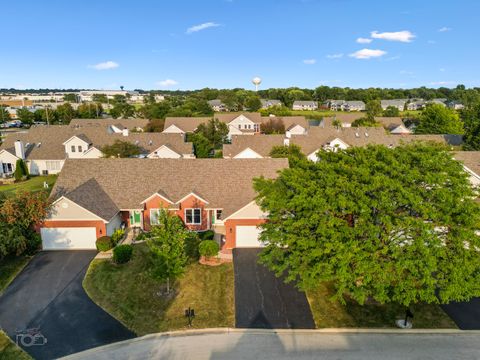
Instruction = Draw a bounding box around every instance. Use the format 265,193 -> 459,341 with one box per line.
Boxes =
185,232 -> 201,260
96,236 -> 113,252
135,232 -> 148,241
198,230 -> 214,241
14,159 -> 29,181
199,240 -> 219,259
111,229 -> 125,245
113,244 -> 133,264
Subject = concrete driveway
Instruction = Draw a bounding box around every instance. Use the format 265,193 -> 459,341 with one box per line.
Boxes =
233,248 -> 315,329
0,251 -> 134,360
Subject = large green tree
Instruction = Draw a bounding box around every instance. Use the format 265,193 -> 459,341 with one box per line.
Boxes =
16,108 -> 35,125
101,140 -> 141,158
461,105 -> 480,150
56,102 -> 77,123
366,100 -> 383,118
195,118 -> 228,150
269,144 -> 306,165
110,103 -> 135,119
0,106 -> 10,123
146,209 -> 189,294
415,104 -> 464,134
254,143 -> 480,307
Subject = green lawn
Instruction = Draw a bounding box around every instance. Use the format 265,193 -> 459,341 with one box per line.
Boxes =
0,331 -> 31,360
307,282 -> 457,328
83,244 -> 235,335
0,256 -> 31,294
0,175 -> 57,196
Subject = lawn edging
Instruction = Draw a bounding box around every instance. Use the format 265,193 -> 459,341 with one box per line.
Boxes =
63,327 -> 480,359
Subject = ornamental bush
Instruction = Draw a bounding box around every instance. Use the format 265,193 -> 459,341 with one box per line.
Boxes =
96,236 -> 113,252
199,240 -> 219,259
111,229 -> 125,245
198,230 -> 214,241
113,244 -> 133,264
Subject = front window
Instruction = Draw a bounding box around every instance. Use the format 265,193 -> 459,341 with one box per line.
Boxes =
71,145 -> 76,152
185,208 -> 201,225
2,163 -> 13,173
216,209 -> 222,220
150,209 -> 160,225
78,145 -> 83,152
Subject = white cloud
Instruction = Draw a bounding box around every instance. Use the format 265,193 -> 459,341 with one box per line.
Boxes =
438,27 -> 451,32
326,53 -> 343,59
430,81 -> 454,86
303,59 -> 317,64
349,49 -> 387,59
88,61 -> 119,70
370,30 -> 415,42
356,37 -> 372,44
186,22 -> 220,34
156,79 -> 178,87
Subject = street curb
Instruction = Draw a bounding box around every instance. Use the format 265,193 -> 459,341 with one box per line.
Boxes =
62,327 -> 480,359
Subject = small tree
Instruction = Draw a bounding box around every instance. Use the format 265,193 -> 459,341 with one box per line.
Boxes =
14,159 -> 29,181
366,100 -> 383,118
245,95 -> 262,111
351,116 -> 380,127
261,118 -> 285,134
0,190 -> 51,235
146,209 -> 189,294
269,144 -> 306,165
191,133 -> 212,158
101,140 -> 141,158
195,118 -> 229,149
383,106 -> 400,117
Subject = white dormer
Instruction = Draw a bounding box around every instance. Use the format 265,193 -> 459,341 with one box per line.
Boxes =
233,147 -> 263,159
324,138 -> 349,152
109,124 -> 124,134
228,115 -> 257,131
62,135 -> 91,159
147,145 -> 182,159
163,124 -> 185,134
285,124 -> 306,138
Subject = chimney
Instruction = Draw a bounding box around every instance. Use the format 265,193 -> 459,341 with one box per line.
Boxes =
122,129 -> 129,137
14,140 -> 25,159
283,138 -> 290,146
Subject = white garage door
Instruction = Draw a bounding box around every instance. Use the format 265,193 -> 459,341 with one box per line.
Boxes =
236,226 -> 264,248
41,227 -> 97,250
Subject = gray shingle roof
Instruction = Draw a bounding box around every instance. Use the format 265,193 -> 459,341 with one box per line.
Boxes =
223,135 -> 285,158
50,158 -> 288,218
69,118 -> 149,130
453,151 -> 480,177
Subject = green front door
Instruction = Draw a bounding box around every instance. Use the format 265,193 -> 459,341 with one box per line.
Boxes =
130,210 -> 141,226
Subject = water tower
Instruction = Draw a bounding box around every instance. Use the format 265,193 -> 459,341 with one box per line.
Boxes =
252,77 -> 262,91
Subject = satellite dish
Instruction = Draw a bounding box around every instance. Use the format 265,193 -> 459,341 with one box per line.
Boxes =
252,77 -> 262,91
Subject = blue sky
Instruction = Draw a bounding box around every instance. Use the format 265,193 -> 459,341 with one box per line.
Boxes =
1,0 -> 478,90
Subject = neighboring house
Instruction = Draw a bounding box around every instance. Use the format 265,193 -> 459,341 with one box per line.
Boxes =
292,101 -> 318,111
223,135 -> 286,158
69,118 -> 149,132
326,100 -> 346,111
207,99 -> 227,112
163,113 -> 309,139
375,117 -> 412,134
453,151 -> 480,187
427,98 -> 447,107
40,158 -> 288,250
290,127 -> 459,162
446,100 -> 465,110
260,99 -> 282,109
406,99 -> 426,111
0,125 -> 194,177
381,99 -> 407,111
321,113 -> 364,128
344,101 -> 366,112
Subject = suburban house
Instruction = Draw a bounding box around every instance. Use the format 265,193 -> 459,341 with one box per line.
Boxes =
260,99 -> 282,109
207,99 -> 227,112
428,98 -> 447,106
453,151 -> 480,187
375,117 -> 412,134
446,100 -> 465,110
163,113 -> 309,139
70,118 -> 149,133
381,99 -> 407,111
292,100 -> 318,111
0,124 -> 194,177
326,100 -> 365,112
40,158 -> 288,251
223,127 -> 461,161
406,99 -> 426,111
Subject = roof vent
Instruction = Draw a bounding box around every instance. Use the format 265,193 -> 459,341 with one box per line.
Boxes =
135,140 -> 139,145
365,131 -> 369,137
37,142 -> 41,148
355,132 -> 360,138
149,140 -> 153,146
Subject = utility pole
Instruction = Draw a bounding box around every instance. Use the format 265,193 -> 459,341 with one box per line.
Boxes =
45,106 -> 50,125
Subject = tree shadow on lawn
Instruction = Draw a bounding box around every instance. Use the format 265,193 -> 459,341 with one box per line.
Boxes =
306,282 -> 457,329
